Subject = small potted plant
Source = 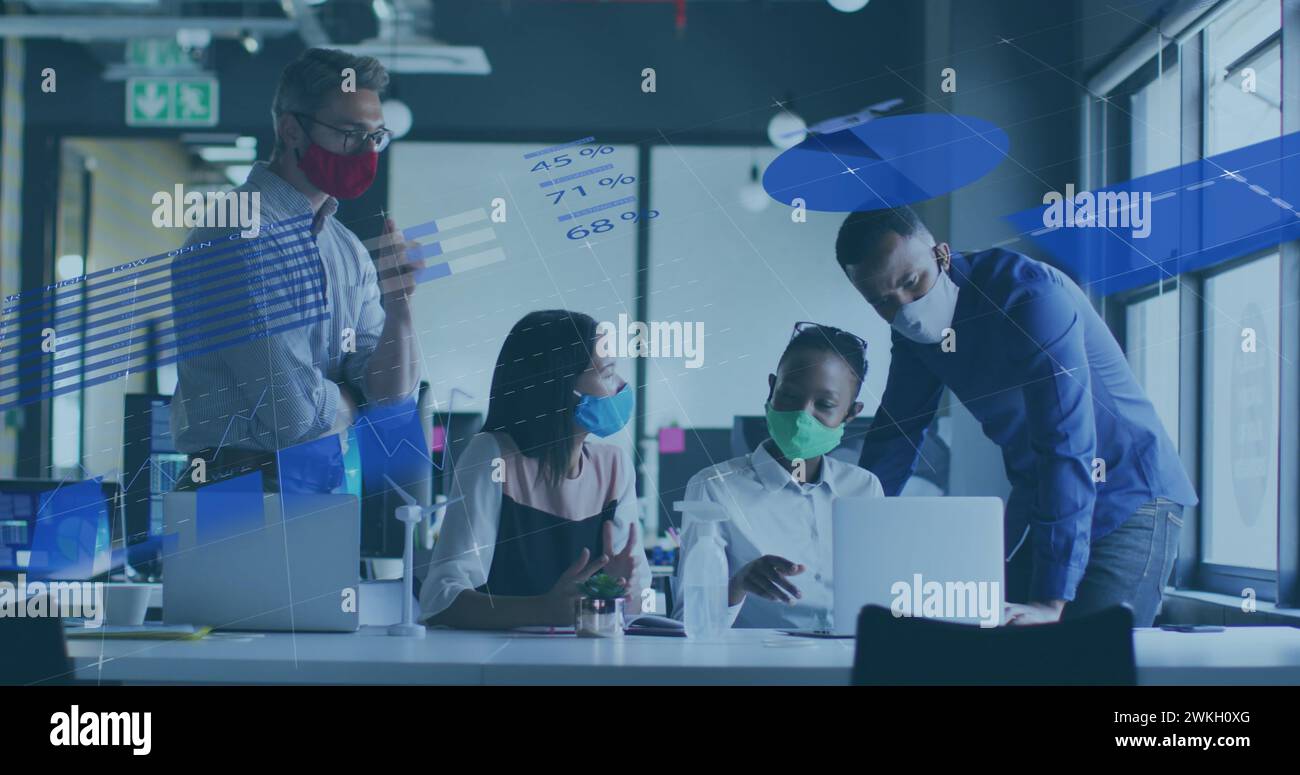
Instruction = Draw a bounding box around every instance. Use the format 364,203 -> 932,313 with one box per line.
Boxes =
575,573 -> 628,638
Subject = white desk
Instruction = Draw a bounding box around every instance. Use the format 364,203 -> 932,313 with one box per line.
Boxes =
67,626 -> 1300,685
1133,627 -> 1300,685
482,630 -> 856,686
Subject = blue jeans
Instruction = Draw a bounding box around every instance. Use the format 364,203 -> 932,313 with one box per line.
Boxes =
1061,497 -> 1184,626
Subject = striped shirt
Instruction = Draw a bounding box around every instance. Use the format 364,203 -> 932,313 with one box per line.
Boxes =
169,162 -> 385,455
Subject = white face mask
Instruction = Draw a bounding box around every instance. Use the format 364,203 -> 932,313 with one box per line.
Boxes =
891,267 -> 959,344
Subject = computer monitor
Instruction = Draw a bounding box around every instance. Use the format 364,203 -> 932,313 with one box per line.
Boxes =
122,394 -> 189,546
0,478 -> 118,581
357,399 -> 482,559
431,410 -> 484,501
656,427 -> 734,536
356,383 -> 445,558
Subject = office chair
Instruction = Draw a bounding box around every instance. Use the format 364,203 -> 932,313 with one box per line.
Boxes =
852,604 -> 1137,686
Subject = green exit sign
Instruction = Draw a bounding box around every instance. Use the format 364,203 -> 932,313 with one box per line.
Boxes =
126,77 -> 219,127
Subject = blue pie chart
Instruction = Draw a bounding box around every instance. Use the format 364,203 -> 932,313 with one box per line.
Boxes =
762,113 -> 1010,212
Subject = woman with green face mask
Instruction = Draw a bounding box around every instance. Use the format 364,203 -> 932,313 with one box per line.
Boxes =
672,323 -> 885,631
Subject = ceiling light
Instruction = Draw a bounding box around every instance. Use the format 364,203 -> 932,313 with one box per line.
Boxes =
57,254 -> 84,281
739,162 -> 771,213
382,99 -> 413,140
767,110 -> 806,149
224,165 -> 253,186
176,28 -> 211,51
198,146 -> 256,163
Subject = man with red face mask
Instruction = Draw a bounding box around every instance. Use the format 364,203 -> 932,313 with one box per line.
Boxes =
170,48 -> 424,491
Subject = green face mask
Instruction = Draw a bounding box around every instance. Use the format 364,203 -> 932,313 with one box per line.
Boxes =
764,401 -> 845,460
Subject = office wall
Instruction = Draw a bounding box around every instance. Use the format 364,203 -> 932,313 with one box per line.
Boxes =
926,0 -> 1090,501
645,144 -> 894,431
63,138 -> 194,479
386,140 -> 639,462
944,0 -> 1087,253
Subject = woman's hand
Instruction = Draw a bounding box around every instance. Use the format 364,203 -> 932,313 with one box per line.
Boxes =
537,547 -> 608,625
601,521 -> 643,606
729,555 -> 806,606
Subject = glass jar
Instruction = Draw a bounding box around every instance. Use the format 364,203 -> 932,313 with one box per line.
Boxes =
575,597 -> 625,638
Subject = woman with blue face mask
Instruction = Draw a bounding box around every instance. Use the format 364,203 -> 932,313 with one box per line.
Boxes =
672,323 -> 885,631
420,310 -> 650,629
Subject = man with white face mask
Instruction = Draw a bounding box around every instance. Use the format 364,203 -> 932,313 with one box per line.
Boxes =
837,205 -> 1196,627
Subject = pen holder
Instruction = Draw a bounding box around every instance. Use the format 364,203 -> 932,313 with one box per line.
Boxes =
575,597 -> 625,638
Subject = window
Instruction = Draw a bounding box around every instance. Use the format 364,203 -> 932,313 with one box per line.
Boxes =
1205,0 -> 1281,155
1129,61 -> 1181,176
1125,288 -> 1180,450
1123,55 -> 1183,453
1201,254 -> 1280,571
1199,0 -> 1283,576
1092,0 -> 1296,600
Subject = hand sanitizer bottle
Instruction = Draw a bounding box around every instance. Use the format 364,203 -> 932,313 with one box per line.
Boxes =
675,501 -> 731,641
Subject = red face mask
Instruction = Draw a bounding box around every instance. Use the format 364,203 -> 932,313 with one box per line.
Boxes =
296,143 -> 377,199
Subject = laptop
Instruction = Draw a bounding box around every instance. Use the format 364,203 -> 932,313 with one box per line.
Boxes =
0,478 -> 118,580
162,491 -> 360,632
790,496 -> 1005,637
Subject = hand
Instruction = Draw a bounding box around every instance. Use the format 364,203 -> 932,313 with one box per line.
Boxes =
730,555 -> 806,606
1003,600 -> 1066,626
372,217 -> 425,304
537,547 -> 608,626
331,384 -> 358,450
602,521 -> 644,612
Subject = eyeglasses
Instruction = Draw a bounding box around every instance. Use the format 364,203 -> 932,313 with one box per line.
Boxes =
293,112 -> 393,154
790,321 -> 869,373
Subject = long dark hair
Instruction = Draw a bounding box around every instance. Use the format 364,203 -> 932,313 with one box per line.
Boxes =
483,310 -> 599,486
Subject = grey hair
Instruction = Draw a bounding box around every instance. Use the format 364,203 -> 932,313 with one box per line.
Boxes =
271,48 -> 389,151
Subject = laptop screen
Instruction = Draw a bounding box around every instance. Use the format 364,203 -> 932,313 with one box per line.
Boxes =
0,479 -> 115,581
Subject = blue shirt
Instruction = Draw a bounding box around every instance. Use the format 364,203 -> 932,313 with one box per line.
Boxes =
859,249 -> 1197,602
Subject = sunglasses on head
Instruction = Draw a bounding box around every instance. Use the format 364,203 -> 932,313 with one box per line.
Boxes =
790,321 -> 868,374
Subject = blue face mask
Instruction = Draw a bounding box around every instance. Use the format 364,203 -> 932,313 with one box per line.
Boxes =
572,384 -> 634,437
